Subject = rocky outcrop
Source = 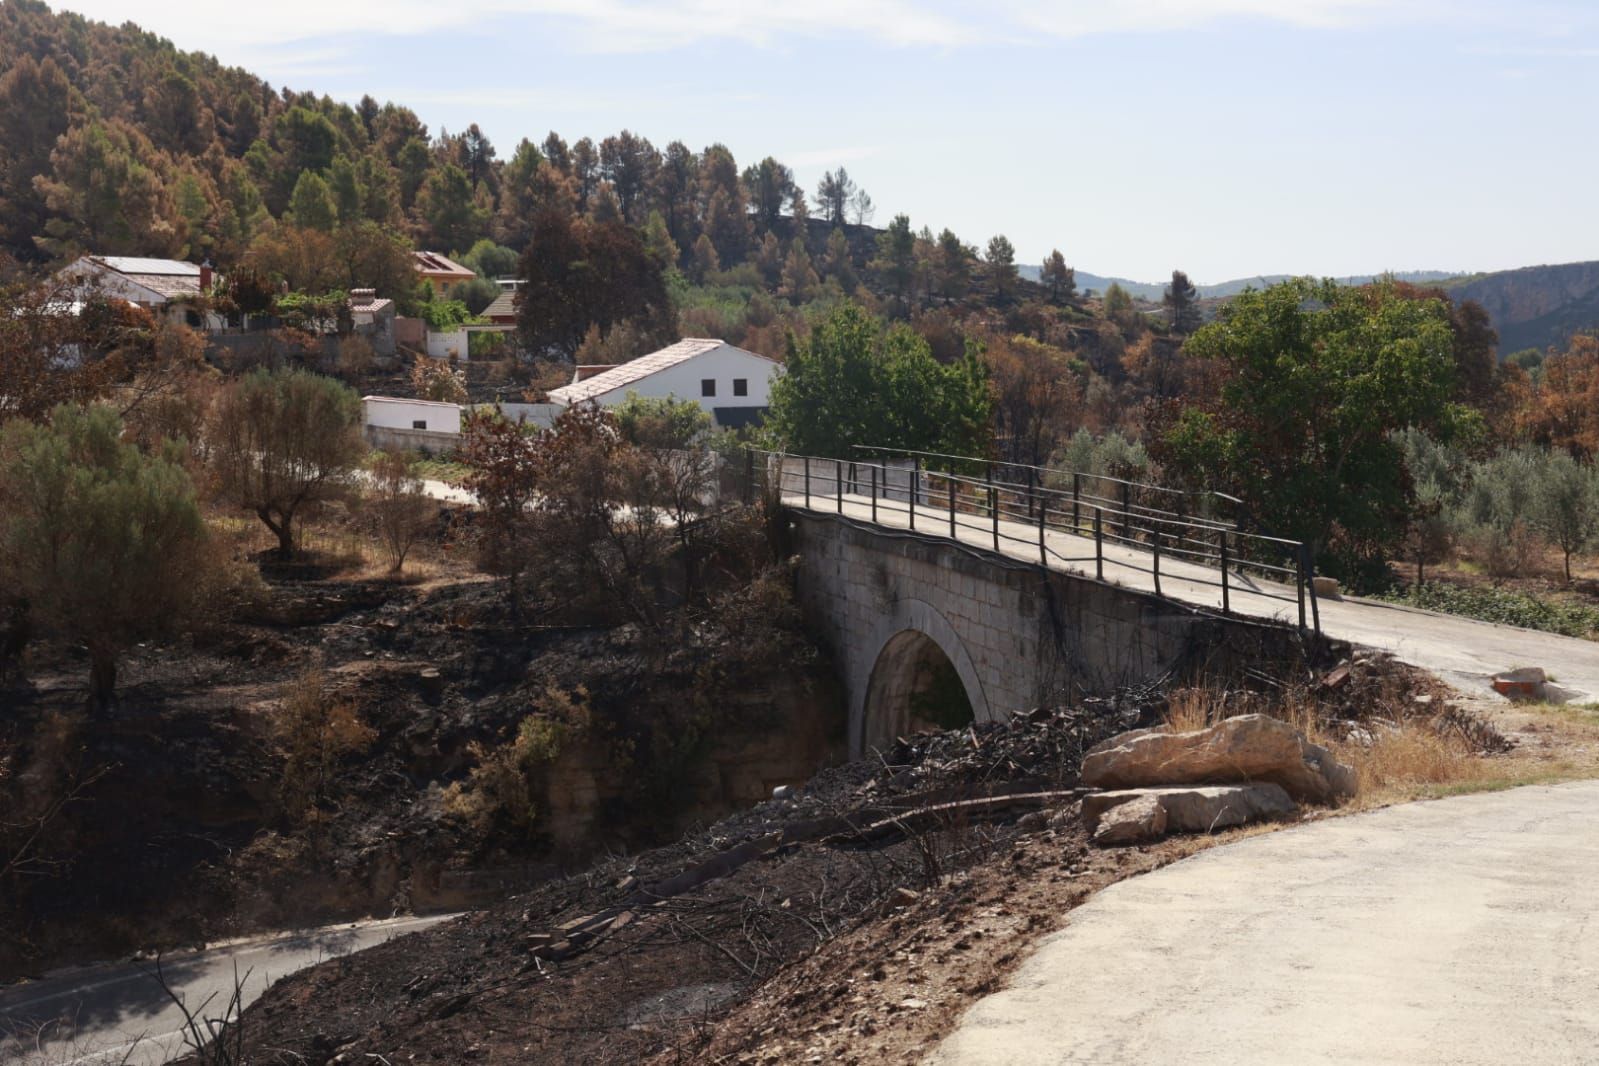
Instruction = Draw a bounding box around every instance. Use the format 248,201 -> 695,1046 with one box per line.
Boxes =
1084,784 -> 1296,841
1091,793 -> 1168,846
1081,714 -> 1356,805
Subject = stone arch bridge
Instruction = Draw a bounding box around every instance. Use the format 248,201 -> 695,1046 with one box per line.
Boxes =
761,452 -> 1323,756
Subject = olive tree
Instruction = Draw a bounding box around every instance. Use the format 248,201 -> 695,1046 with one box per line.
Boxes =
1532,451 -> 1599,583
0,404 -> 211,711
210,367 -> 365,556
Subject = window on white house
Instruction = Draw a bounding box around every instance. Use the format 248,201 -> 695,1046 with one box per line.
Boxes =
413,420 -> 427,430
733,378 -> 748,397
701,379 -> 716,397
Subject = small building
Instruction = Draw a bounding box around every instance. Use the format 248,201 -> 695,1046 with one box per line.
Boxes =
362,395 -> 463,455
412,251 -> 475,296
348,289 -> 397,357
56,255 -> 225,330
482,287 -> 518,326
363,395 -> 462,434
547,338 -> 779,429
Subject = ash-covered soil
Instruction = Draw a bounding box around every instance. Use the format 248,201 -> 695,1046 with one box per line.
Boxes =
0,562 -> 835,981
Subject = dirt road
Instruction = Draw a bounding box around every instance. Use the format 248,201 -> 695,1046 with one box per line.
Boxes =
0,914 -> 457,1065
928,780 -> 1599,1065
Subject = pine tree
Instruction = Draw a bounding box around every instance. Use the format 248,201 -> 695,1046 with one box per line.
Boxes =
985,234 -> 1018,303
1164,269 -> 1201,333
779,238 -> 820,303
1041,249 -> 1076,304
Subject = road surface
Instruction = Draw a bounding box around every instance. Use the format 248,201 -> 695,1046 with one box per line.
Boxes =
0,914 -> 456,1065
783,487 -> 1599,705
928,780 -> 1599,1065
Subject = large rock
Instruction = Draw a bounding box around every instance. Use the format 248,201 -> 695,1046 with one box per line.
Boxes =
1083,784 -> 1297,838
1091,793 -> 1167,846
1081,714 -> 1356,805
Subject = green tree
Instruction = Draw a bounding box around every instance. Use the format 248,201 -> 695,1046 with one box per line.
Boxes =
743,156 -> 797,230
288,170 -> 338,232
33,120 -> 181,259
985,235 -> 1018,303
1041,249 -> 1076,304
936,229 -> 972,302
1163,269 -> 1201,334
1162,278 -> 1462,576
0,405 -> 210,710
0,54 -> 76,259
824,228 -> 857,293
779,238 -> 820,304
614,392 -> 714,449
873,214 -> 916,314
420,163 -> 488,252
518,212 -> 672,360
209,368 -> 365,556
1532,450 -> 1599,583
764,303 -> 992,459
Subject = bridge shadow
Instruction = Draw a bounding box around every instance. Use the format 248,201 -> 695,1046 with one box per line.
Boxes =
863,629 -> 976,752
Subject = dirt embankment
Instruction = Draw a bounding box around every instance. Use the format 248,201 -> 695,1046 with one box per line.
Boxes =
187,649 -> 1556,1066
0,570 -> 841,982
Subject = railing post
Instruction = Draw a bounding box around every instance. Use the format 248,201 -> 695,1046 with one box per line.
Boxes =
910,456 -> 919,530
1305,544 -> 1321,636
1094,507 -> 1104,581
1073,472 -> 1081,534
949,475 -> 957,539
836,459 -> 843,513
1296,546 -> 1308,631
1038,494 -> 1046,566
1152,529 -> 1162,597
803,455 -> 810,507
1027,467 -> 1036,520
743,448 -> 753,505
1219,532 -> 1231,615
1121,481 -> 1132,540
988,468 -> 999,552
870,463 -> 878,523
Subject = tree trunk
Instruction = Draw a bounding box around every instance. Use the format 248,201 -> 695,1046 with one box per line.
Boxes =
1566,549 -> 1573,585
88,650 -> 116,714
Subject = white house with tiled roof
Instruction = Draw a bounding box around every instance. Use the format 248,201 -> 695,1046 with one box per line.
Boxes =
57,256 -> 225,329
547,338 -> 780,429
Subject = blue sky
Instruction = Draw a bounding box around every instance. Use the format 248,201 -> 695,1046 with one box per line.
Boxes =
63,1 -> 1599,282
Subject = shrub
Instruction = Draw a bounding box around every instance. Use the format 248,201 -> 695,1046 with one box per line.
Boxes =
1375,582 -> 1599,639
364,451 -> 434,575
0,404 -> 214,711
275,667 -> 376,819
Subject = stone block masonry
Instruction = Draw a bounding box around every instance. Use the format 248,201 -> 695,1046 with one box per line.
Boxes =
788,512 -> 1318,756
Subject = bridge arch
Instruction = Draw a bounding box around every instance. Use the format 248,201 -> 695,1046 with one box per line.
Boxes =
853,598 -> 993,754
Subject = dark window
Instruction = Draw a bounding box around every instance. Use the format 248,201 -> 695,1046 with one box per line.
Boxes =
412,420 -> 427,430
701,378 -> 716,397
733,378 -> 748,397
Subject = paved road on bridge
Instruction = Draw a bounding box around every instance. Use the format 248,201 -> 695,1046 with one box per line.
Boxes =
785,489 -> 1599,705
0,914 -> 456,1066
928,780 -> 1599,1065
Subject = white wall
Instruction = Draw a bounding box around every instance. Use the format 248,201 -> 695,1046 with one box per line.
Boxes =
426,327 -> 469,360
491,402 -> 563,429
363,397 -> 462,434
594,343 -> 778,414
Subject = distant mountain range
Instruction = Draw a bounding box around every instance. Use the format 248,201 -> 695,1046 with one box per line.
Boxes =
1029,261 -> 1599,353
1018,266 -> 1461,302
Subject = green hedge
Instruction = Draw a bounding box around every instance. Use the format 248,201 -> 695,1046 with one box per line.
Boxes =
1376,582 -> 1599,639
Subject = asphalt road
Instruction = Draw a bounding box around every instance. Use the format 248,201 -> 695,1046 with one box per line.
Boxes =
785,488 -> 1599,705
928,780 -> 1599,1065
0,914 -> 456,1065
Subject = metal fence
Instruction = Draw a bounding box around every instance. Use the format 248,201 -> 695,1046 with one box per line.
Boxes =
740,446 -> 1320,635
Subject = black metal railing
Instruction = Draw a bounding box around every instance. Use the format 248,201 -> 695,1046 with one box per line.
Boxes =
743,447 -> 1320,635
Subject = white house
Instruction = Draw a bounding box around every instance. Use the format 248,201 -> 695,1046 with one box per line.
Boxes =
362,396 -> 462,434
56,256 -> 225,330
547,338 -> 779,429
